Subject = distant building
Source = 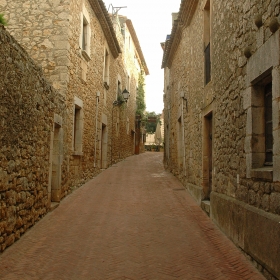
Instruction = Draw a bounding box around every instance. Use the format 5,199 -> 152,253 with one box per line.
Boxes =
162,0 -> 280,278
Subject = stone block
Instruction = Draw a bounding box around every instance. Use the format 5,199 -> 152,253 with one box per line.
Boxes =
251,167 -> 273,181
272,67 -> 280,99
246,30 -> 279,86
270,192 -> 280,214
186,183 -> 204,204
54,40 -> 70,50
256,26 -> 264,49
273,129 -> 280,156
246,107 -> 252,135
244,136 -> 251,153
246,154 -> 252,178
272,99 -> 279,130
211,192 -> 280,279
242,87 -> 252,110
273,155 -> 280,182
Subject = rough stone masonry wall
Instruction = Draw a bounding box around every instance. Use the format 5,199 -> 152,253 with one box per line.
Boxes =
67,1 -> 139,176
165,0 -> 280,218
66,0 -> 105,185
109,17 -> 142,162
2,0 -> 141,193
164,0 -> 207,192
0,25 -> 65,251
164,0 -> 280,278
212,0 -> 280,217
1,0 -> 71,95
211,1 -> 280,278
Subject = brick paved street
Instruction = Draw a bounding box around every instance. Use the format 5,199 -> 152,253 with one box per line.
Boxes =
0,153 -> 265,280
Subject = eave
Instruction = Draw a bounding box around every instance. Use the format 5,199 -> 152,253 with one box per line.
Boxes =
161,0 -> 198,69
89,0 -> 121,59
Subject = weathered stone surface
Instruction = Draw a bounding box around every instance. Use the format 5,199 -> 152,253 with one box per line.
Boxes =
0,0 -> 148,252
163,0 -> 280,278
0,24 -> 65,251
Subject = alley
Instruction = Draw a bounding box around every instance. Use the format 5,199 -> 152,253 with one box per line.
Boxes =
0,153 -> 265,280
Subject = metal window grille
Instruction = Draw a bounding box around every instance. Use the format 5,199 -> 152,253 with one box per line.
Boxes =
264,83 -> 273,165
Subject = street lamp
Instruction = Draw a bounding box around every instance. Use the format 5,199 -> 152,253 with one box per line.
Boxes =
113,88 -> 130,106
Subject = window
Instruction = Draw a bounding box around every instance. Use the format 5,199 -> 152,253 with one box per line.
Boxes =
250,75 -> 273,169
73,97 -> 84,155
80,6 -> 91,61
264,83 -> 273,165
82,17 -> 88,51
204,0 -> 211,85
104,49 -> 110,89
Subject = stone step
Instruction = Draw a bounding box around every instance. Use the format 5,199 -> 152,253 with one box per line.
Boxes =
201,200 -> 210,216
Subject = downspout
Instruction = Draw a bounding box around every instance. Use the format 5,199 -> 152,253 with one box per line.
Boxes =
94,91 -> 100,168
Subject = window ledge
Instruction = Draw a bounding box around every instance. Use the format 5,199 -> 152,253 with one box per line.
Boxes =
81,50 -> 91,62
73,151 -> 83,156
251,167 -> 273,181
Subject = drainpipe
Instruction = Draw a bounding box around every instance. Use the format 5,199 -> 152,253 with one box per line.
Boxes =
94,91 -> 100,168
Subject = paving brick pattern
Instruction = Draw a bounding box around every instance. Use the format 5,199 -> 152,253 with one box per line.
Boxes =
0,153 -> 265,280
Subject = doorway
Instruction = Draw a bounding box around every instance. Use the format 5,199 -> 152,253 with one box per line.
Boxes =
101,124 -> 108,169
203,112 -> 212,200
51,123 -> 62,202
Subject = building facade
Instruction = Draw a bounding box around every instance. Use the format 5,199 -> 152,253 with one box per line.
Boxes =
162,0 -> 280,278
0,0 -> 148,251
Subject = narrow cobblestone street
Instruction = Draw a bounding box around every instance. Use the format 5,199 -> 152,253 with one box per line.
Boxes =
0,153 -> 265,280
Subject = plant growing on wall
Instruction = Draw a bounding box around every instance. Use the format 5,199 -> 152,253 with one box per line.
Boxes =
136,70 -> 146,118
0,14 -> 7,26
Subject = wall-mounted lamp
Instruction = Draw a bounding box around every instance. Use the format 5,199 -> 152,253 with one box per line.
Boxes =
122,89 -> 130,102
113,88 -> 130,106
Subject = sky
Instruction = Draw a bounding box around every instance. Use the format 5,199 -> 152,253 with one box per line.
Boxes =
102,0 -> 181,114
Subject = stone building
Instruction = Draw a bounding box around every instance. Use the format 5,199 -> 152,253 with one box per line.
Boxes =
162,0 -> 280,278
0,0 -> 148,251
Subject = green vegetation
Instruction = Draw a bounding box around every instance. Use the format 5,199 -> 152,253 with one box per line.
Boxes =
136,71 -> 146,118
135,71 -> 161,134
0,14 -> 7,26
145,111 -> 161,134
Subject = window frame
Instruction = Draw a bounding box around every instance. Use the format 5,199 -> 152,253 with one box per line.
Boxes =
80,6 -> 91,61
73,97 -> 84,155
203,0 -> 211,85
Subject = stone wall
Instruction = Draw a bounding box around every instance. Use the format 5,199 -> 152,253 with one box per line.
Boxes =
0,25 -> 65,251
2,0 -> 146,190
0,0 -> 147,251
163,0 -> 280,278
1,0 -> 71,95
